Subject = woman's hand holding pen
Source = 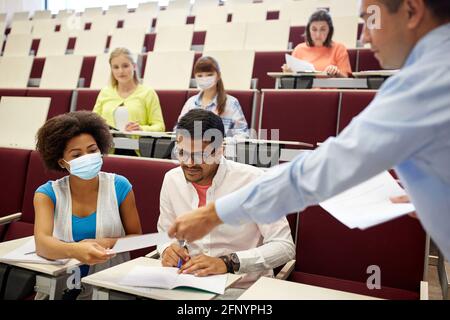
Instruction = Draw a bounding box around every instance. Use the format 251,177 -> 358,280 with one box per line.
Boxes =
124,121 -> 141,131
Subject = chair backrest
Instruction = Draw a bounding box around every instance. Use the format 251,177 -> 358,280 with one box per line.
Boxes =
36,33 -> 69,57
192,0 -> 220,13
12,11 -> 30,22
166,0 -> 191,12
153,25 -> 194,52
33,10 -> 52,20
136,2 -> 159,15
59,15 -> 86,34
295,205 -> 426,296
40,55 -> 83,90
0,96 -> 50,150
357,48 -> 382,71
31,19 -> 57,38
3,34 -> 32,57
26,89 -> 73,119
338,90 -> 376,133
101,156 -> 178,235
260,90 -> 339,144
143,51 -> 195,90
3,151 -> 64,241
157,90 -> 189,130
203,23 -> 247,51
202,50 -> 255,90
10,20 -> 33,35
230,3 -> 267,23
89,54 -> 111,90
73,30 -> 108,56
106,5 -> 128,16
122,12 -> 154,32
252,51 -> 289,89
332,15 -> 360,49
244,20 -> 290,51
193,6 -> 228,31
83,7 -> 103,19
109,28 -> 146,54
154,9 -> 187,32
55,9 -> 75,20
0,147 -> 31,218
88,14 -> 119,35
75,89 -> 101,111
279,1 -> 316,26
0,56 -> 33,88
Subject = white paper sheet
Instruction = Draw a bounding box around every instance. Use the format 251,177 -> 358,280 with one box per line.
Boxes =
319,172 -> 415,230
0,238 -> 69,265
118,265 -> 228,295
110,233 -> 171,254
114,106 -> 129,131
285,54 -> 316,72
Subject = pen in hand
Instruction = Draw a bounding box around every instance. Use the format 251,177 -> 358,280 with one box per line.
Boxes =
177,240 -> 186,268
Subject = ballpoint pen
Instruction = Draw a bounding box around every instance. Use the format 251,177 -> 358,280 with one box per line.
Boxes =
177,240 -> 186,268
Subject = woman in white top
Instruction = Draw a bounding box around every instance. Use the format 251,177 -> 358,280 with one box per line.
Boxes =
176,56 -> 249,138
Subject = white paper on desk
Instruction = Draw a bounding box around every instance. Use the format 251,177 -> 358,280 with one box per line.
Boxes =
319,171 -> 415,230
0,238 -> 69,265
110,233 -> 171,254
118,266 -> 227,295
285,54 -> 316,72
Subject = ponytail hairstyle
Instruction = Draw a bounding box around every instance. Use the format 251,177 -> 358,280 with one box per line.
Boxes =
193,56 -> 227,116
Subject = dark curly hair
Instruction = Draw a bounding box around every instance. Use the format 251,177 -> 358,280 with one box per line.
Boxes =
36,111 -> 113,172
305,10 -> 334,48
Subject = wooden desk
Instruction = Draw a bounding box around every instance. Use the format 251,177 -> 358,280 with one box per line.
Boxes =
82,257 -> 242,300
0,236 -> 80,299
238,277 -> 381,300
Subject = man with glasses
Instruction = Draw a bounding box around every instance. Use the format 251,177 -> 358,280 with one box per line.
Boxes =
156,109 -> 294,297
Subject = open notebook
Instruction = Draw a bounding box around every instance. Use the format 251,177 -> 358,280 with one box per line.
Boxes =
118,266 -> 228,295
0,238 -> 69,265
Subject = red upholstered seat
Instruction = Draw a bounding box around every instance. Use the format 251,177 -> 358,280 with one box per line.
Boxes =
157,90 -> 189,130
358,48 -> 382,71
289,205 -> 426,299
260,90 -> 340,145
338,91 -> 376,133
347,49 -> 358,73
80,56 -> 96,88
26,88 -> 73,119
3,151 -> 64,241
253,51 -> 289,89
75,89 -> 100,111
0,89 -> 27,98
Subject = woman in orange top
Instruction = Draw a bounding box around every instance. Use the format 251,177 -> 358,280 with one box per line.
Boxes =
282,10 -> 352,78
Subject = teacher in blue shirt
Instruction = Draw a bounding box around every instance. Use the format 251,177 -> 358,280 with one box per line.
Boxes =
168,0 -> 450,260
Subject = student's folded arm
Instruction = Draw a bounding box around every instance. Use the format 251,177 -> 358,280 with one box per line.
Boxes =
235,218 -> 295,274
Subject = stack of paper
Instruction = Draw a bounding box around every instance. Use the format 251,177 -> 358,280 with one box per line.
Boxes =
319,172 -> 415,229
285,54 -> 316,72
119,266 -> 228,295
0,238 -> 69,265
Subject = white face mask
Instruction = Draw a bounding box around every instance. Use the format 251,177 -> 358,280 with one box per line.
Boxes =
196,76 -> 217,90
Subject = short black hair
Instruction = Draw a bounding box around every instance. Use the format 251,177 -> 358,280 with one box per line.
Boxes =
380,0 -> 450,21
176,109 -> 225,145
36,111 -> 112,171
306,10 -> 334,47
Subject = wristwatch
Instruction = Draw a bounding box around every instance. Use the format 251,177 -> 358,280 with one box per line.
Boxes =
219,253 -> 240,274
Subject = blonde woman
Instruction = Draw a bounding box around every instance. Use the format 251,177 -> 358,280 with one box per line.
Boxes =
93,47 -> 165,155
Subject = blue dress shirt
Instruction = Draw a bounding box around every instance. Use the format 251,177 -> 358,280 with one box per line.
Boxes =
215,23 -> 450,259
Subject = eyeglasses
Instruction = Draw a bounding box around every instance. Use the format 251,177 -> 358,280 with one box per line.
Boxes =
173,145 -> 216,164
